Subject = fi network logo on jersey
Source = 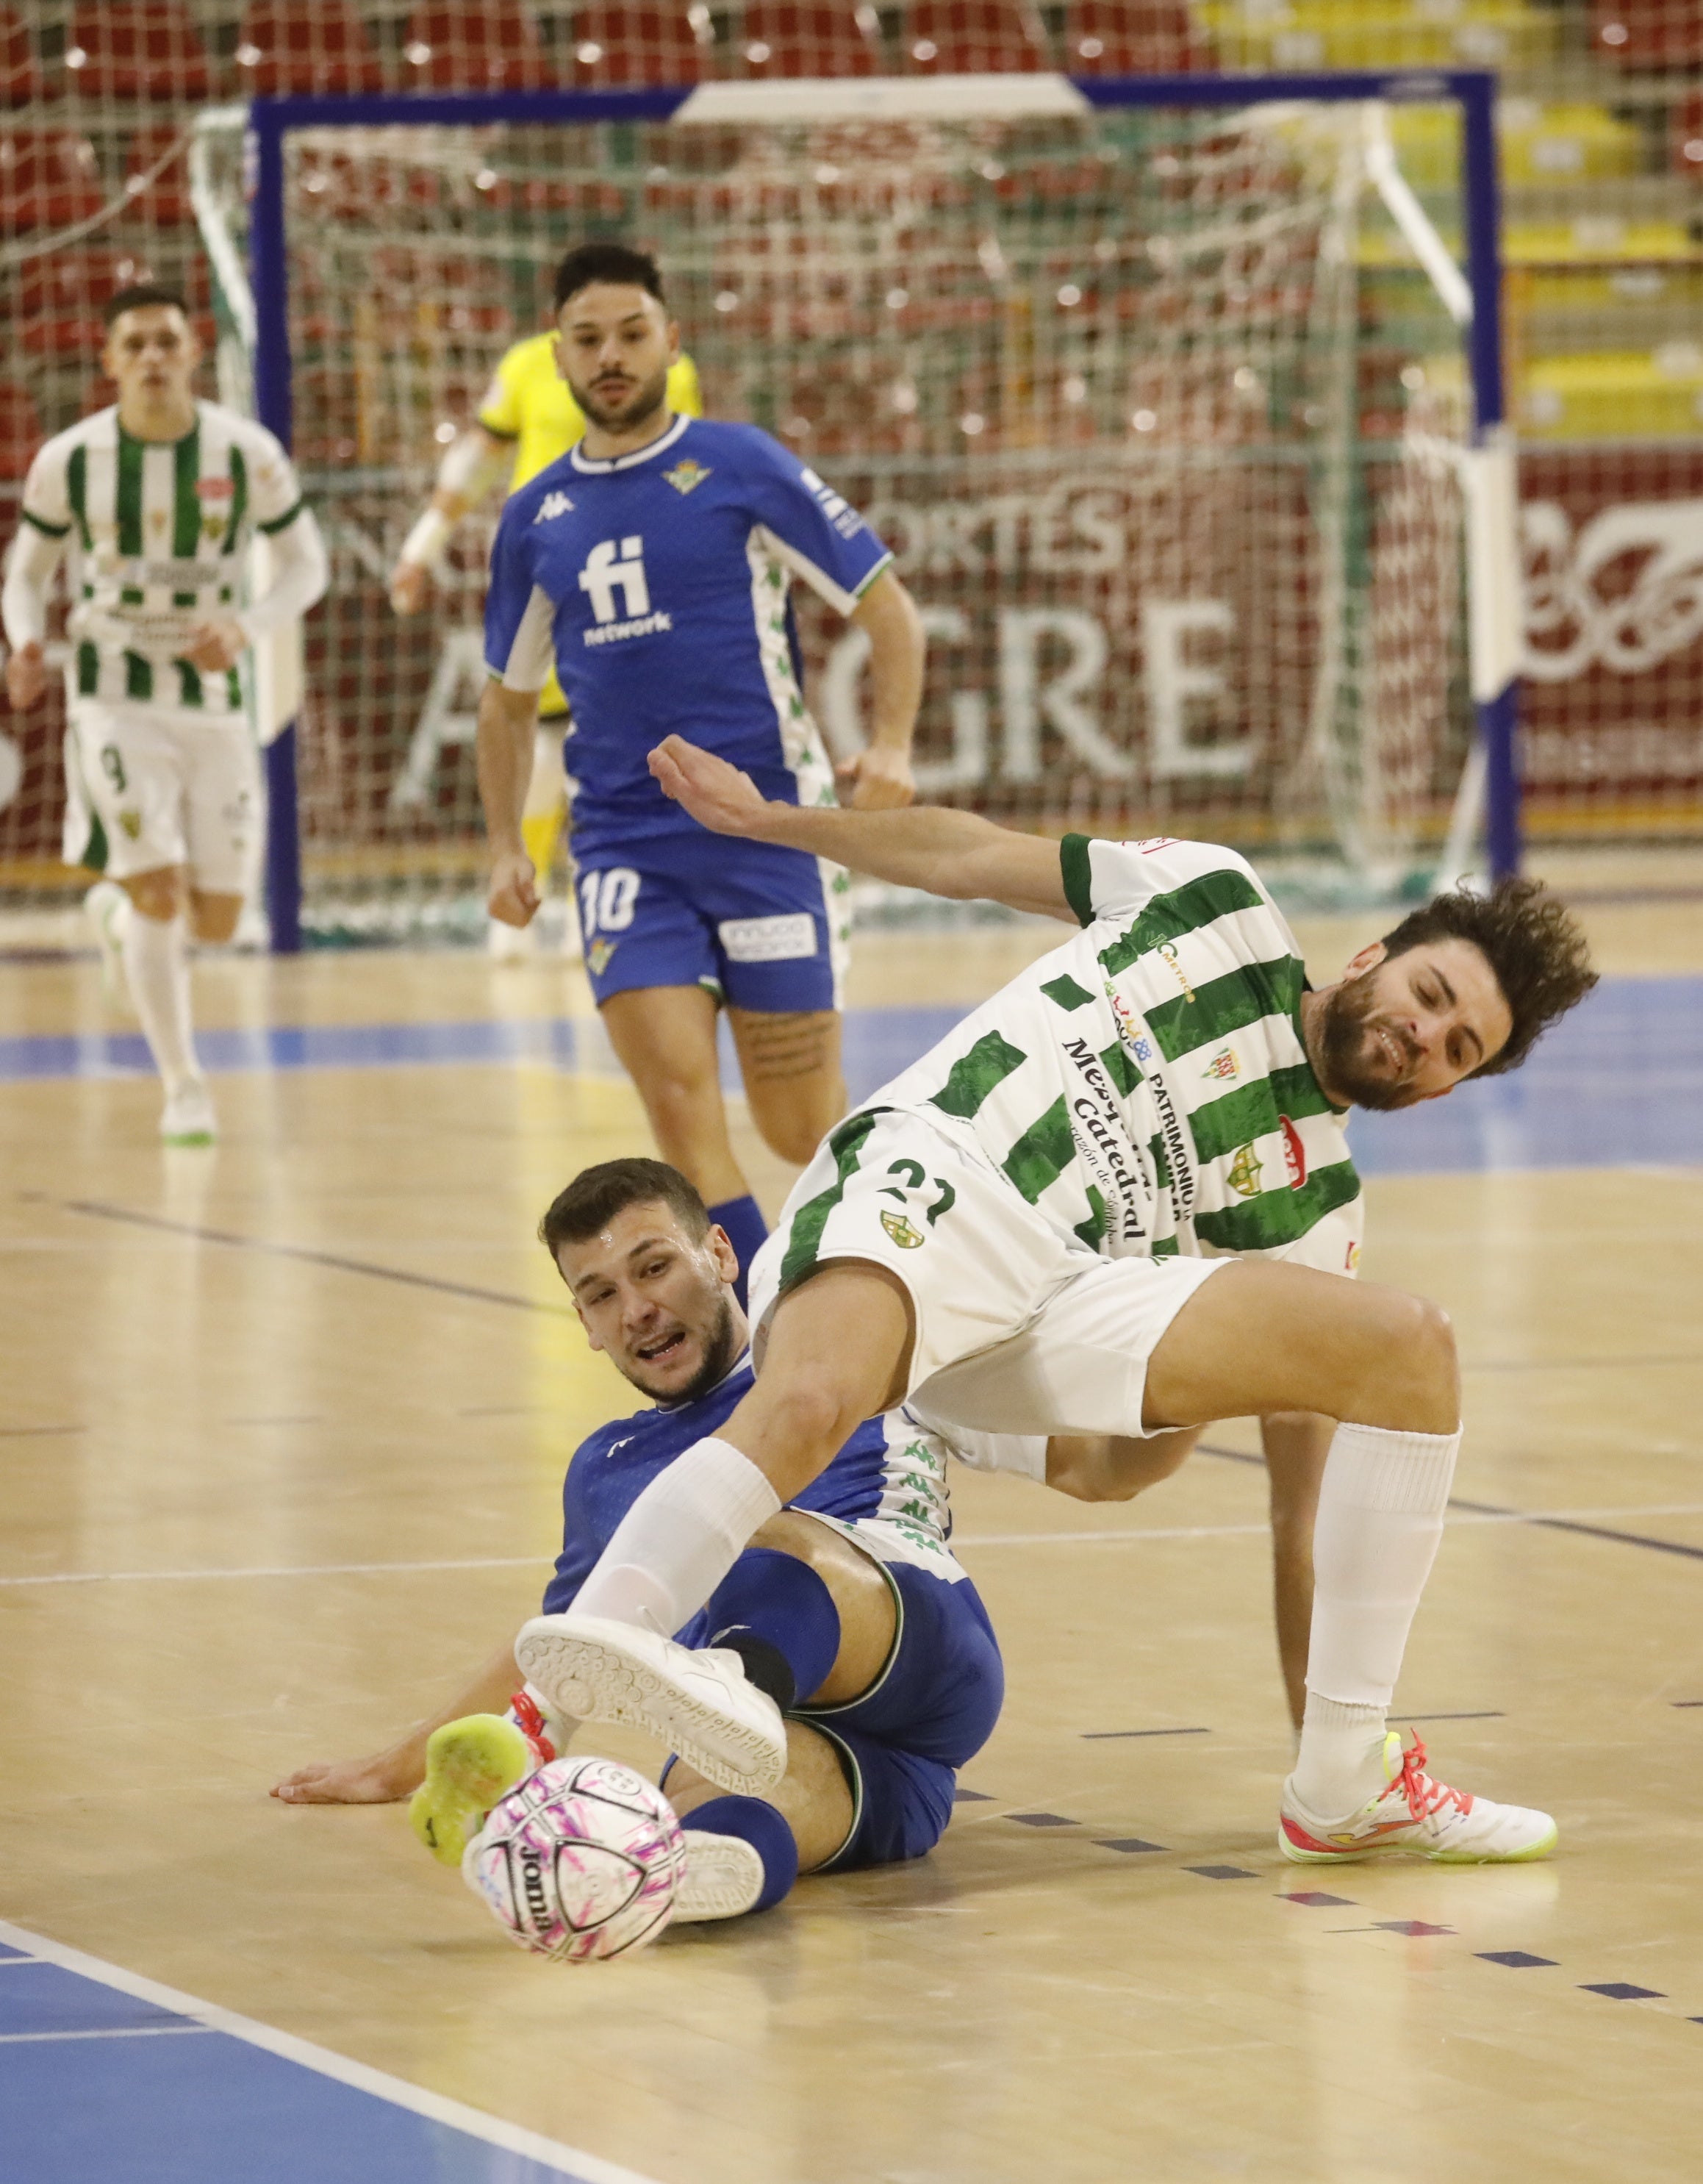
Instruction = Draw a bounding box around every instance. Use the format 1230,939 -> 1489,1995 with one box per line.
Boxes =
578,535 -> 673,646
534,490 -> 575,523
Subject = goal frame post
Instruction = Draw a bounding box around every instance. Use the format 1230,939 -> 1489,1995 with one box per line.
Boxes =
242,68 -> 1516,954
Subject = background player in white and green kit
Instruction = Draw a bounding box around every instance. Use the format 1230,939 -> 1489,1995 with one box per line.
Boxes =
512,731 -> 1599,1872
1,284 -> 327,1144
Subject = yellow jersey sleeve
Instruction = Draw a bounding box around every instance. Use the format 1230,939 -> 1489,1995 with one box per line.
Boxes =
476,340 -> 531,440
668,354 -> 704,418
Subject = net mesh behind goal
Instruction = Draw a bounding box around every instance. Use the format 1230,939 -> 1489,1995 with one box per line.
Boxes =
203,95 -> 1474,939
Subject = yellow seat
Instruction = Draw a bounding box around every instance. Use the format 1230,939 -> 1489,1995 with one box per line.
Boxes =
1519,346 -> 1703,437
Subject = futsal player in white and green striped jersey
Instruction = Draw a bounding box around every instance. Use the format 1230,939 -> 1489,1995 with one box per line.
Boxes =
2,284 -> 327,1145
512,731 -> 1600,1872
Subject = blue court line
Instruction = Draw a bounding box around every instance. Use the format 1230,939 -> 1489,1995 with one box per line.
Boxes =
0,1920 -> 661,2184
3,975 -> 1699,1175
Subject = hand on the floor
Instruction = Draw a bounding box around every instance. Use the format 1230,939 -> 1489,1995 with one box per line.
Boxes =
270,1747 -> 420,1805
184,614 -> 248,672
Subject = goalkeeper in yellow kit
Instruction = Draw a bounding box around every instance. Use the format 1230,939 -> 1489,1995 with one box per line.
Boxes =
390,283 -> 703,956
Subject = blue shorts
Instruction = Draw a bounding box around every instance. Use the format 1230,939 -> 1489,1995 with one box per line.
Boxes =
796,1562 -> 1004,1873
571,829 -> 847,1014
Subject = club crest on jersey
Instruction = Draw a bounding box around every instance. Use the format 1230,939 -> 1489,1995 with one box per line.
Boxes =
1201,1045 -> 1240,1082
1280,1115 -> 1307,1189
1227,1143 -> 1263,1197
663,458 -> 711,495
118,810 -> 142,839
881,1209 -> 925,1250
534,490 -> 575,523
587,937 -> 618,975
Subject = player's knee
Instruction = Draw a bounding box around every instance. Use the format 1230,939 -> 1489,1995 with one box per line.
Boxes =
189,892 -> 242,945
1376,1292 -> 1459,1428
123,870 -> 184,922
753,1107 -> 831,1167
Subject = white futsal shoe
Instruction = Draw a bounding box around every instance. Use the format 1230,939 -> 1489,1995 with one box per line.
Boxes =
85,878 -> 132,1011
487,915 -> 535,962
1280,1732 -> 1557,1864
159,1077 -> 217,1148
515,1613 -> 788,1797
673,1830 -> 767,1922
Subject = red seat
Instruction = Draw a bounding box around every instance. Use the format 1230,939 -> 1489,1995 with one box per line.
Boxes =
1062,0 -> 1211,73
738,1 -> 881,76
903,0 -> 1047,71
1677,93 -> 1703,185
0,379 -> 43,481
570,5 -> 707,84
1591,0 -> 1703,67
19,249 -> 157,359
0,132 -> 104,234
64,3 -> 216,100
235,0 -> 387,96
402,2 -> 553,90
122,126 -> 196,227
0,7 -> 42,107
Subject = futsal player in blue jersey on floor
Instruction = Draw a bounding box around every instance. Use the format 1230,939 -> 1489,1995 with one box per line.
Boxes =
274,1158 -> 1004,1927
476,244 -> 925,1300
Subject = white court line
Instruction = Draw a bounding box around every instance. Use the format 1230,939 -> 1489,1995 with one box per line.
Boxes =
0,2024 -> 215,2045
0,1918 -> 667,2184
5,1504 -> 1703,1586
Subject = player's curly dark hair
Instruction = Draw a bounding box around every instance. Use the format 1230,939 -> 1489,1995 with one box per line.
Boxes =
553,243 -> 664,312
1378,876 -> 1596,1077
539,1158 -> 709,1259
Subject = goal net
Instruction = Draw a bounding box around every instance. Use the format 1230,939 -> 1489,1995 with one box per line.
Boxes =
196,85 -> 1489,941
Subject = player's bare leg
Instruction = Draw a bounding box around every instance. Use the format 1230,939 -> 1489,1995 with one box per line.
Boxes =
600,983 -> 749,1207
1262,1412 -> 1333,1734
725,1006 -> 846,1167
112,862 -> 224,1145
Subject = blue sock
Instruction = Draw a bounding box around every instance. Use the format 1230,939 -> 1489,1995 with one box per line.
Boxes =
681,1794 -> 798,1913
703,1547 -> 841,1709
706,1195 -> 766,1313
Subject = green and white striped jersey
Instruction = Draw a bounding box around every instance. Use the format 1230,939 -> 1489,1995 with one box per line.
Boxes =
18,401 -> 305,715
875,834 -> 1363,1274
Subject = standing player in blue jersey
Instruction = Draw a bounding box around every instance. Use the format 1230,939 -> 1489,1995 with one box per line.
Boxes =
478,244 -> 925,1295
273,1158 -> 1003,1929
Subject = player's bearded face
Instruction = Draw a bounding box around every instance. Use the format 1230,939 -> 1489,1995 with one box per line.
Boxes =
1314,962 -> 1430,1111
564,1208 -> 741,1404
558,289 -> 673,434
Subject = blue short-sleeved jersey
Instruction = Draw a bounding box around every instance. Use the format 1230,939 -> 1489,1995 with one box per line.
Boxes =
484,415 -> 893,857
541,1356 -> 962,1623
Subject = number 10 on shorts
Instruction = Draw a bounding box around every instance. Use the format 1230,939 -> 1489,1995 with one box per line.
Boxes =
579,867 -> 639,939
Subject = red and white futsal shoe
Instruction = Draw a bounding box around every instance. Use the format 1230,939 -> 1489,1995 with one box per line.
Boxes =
1280,1732 -> 1558,1864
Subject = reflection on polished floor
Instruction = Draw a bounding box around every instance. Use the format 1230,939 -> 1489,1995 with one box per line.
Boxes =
2,887 -> 1702,2184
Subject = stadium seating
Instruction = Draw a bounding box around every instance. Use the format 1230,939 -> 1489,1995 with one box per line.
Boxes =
1062,0 -> 1212,74
0,379 -> 43,482
1592,0 -> 1703,68
903,0 -> 1049,72
123,126 -> 196,228
1675,93 -> 1703,183
567,6 -> 708,85
402,2 -> 555,90
235,1 -> 388,98
0,7 -> 41,107
0,132 -> 104,234
63,3 -> 218,101
738,2 -> 881,77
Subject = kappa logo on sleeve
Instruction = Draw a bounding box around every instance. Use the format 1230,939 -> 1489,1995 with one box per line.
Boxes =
534,490 -> 576,523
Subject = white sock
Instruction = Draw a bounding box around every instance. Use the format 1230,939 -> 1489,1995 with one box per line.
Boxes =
1289,1421 -> 1460,1819
85,877 -> 131,940
569,1436 -> 781,1635
121,907 -> 201,1098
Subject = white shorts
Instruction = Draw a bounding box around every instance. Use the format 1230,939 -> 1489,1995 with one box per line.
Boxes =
747,1106 -> 1227,1441
65,700 -> 259,892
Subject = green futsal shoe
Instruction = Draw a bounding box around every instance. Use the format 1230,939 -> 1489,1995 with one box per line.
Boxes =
409,1714 -> 535,1866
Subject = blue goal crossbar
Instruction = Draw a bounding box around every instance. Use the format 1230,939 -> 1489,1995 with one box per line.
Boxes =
245,69 -> 1516,952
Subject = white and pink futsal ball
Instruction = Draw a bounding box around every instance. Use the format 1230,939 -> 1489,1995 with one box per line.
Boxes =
463,1755 -> 684,1962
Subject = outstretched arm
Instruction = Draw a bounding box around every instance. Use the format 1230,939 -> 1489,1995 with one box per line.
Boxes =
270,1639 -> 524,1805
650,734 -> 1071,919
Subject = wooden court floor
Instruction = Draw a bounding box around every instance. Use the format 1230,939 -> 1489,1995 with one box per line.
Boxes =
3,885 -> 1702,2183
